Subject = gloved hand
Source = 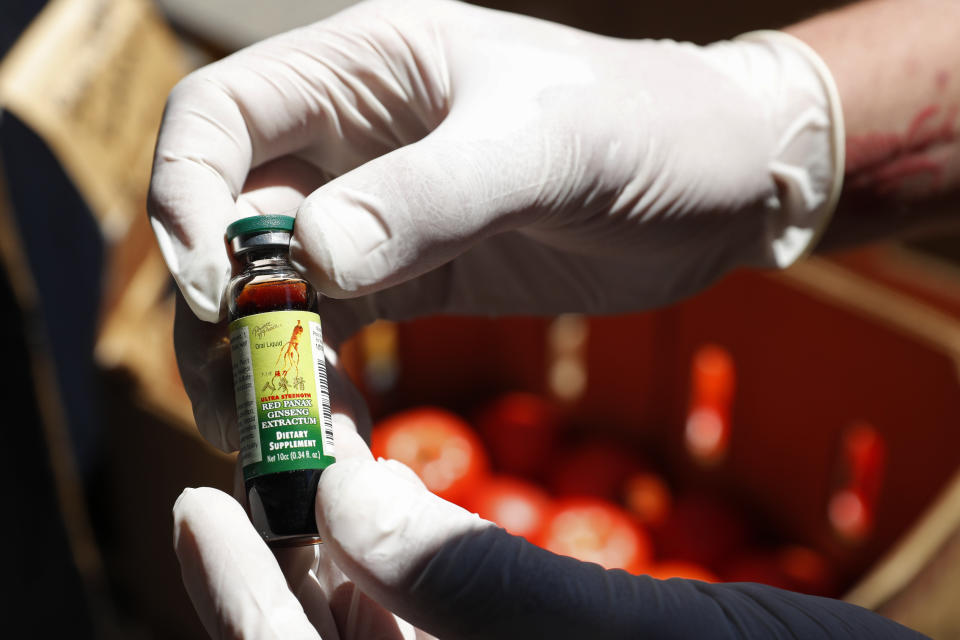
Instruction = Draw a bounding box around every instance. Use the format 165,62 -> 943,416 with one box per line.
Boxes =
175,436 -> 927,640
173,428 -> 442,640
150,0 -> 844,339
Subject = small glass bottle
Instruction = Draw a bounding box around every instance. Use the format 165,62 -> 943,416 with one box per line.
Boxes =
225,215 -> 335,546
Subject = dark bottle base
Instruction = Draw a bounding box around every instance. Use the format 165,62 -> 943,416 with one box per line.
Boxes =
246,468 -> 324,546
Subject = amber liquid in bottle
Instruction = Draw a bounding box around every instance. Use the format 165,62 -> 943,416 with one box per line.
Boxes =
228,249 -> 324,546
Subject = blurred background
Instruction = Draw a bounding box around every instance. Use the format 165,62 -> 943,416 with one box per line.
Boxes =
1,0 -> 959,637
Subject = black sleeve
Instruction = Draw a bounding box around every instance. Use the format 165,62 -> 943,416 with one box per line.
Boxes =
404,527 -> 928,640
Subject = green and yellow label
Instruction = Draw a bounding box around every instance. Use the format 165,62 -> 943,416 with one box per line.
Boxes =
228,310 -> 335,480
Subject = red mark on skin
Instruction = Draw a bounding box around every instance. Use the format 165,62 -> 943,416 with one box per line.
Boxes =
905,105 -> 940,142
846,133 -> 900,170
850,154 -> 943,195
936,70 -> 950,92
846,101 -> 958,194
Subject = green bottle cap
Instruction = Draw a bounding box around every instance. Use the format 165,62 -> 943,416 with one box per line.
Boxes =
226,215 -> 295,240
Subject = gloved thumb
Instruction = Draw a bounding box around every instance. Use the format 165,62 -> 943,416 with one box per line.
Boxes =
291,129 -> 533,300
317,457 -> 643,640
315,457 -> 494,614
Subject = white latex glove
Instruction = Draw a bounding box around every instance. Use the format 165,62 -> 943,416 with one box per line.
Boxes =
149,0 -> 844,337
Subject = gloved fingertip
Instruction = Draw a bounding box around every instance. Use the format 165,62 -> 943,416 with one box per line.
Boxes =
173,487 -> 231,547
379,458 -> 427,487
172,487 -> 193,548
173,486 -> 245,528
150,218 -> 229,323
317,457 -> 367,492
291,190 -> 393,299
180,279 -> 226,324
329,421 -> 375,461
289,225 -> 352,299
173,487 -> 196,517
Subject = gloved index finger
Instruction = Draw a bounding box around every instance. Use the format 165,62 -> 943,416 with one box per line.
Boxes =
149,67 -> 253,322
173,487 -> 324,640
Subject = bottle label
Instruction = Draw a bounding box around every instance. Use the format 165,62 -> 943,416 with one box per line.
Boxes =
228,310 -> 335,480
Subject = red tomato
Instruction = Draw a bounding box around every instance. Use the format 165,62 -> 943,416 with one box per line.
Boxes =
475,393 -> 560,479
462,475 -> 553,542
644,561 -> 719,583
538,497 -> 653,573
622,471 -> 672,528
548,440 -> 647,500
652,493 -> 747,571
371,407 -> 490,505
